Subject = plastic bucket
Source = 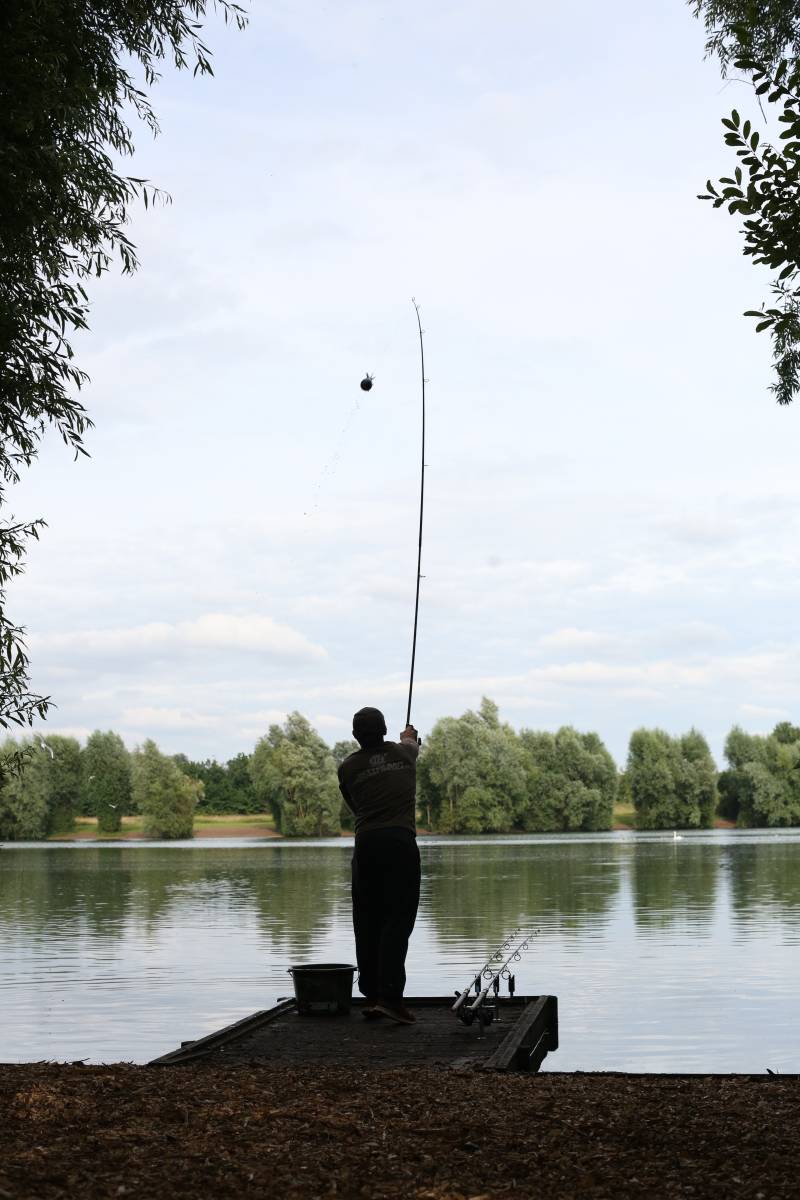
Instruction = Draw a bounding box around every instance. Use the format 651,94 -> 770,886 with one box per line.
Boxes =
288,963 -> 357,1015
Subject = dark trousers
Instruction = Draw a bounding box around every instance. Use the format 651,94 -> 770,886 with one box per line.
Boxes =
351,827 -> 420,1003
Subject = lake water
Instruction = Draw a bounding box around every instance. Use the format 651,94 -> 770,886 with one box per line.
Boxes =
2,830 -> 800,1071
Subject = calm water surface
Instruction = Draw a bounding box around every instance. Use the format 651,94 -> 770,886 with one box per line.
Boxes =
2,830 -> 800,1071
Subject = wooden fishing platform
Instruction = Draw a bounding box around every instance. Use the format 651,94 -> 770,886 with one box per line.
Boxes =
151,995 -> 558,1073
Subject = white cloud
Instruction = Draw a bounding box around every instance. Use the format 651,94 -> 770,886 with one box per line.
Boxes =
538,628 -> 619,654
657,515 -> 742,548
312,713 -> 349,731
27,725 -> 94,743
33,614 -> 327,664
739,703 -> 790,721
121,707 -> 215,731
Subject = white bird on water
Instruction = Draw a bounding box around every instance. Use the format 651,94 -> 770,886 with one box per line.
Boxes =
673,831 -> 683,841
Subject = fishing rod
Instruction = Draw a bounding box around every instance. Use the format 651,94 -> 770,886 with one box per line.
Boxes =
451,927 -> 524,1015
465,930 -> 539,1017
405,298 -> 426,730
454,928 -> 540,1027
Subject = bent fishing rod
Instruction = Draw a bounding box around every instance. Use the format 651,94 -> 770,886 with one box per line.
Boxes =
406,298 -> 426,731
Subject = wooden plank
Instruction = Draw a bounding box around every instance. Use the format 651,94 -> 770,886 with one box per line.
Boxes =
481,995 -> 557,1073
520,1028 -> 549,1073
150,996 -> 464,1065
150,999 -> 296,1065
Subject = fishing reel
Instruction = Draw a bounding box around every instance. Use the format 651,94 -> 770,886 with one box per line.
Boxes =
453,972 -> 516,1028
452,928 -> 535,1033
455,999 -> 495,1029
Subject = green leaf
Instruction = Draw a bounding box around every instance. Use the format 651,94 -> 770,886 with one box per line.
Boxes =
755,320 -> 773,332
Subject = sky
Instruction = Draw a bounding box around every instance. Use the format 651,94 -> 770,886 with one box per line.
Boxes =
12,0 -> 800,767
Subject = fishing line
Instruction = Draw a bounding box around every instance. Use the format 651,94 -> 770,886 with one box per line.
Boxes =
302,393 -> 366,519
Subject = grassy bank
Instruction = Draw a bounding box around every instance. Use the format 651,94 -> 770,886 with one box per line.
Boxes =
53,813 -> 281,841
47,804 -> 739,840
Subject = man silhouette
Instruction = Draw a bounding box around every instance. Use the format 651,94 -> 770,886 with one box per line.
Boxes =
337,707 -> 420,1025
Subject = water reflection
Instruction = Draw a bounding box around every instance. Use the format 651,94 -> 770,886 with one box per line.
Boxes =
0,846 -> 349,950
423,839 -> 623,944
728,840 -> 800,935
631,840 -> 719,931
1,833 -> 800,1071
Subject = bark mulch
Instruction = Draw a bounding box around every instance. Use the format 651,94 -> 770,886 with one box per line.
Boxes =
1,1062 -> 797,1199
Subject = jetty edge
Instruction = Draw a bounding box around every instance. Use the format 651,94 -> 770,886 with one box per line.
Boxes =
150,994 -> 560,1073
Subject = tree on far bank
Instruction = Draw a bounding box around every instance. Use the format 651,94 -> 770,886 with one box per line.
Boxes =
332,739 -> 358,764
772,720 -> 800,744
0,735 -> 80,838
627,728 -> 717,830
226,752 -> 257,812
250,713 -> 341,836
0,738 -> 49,839
41,735 -> 81,835
518,726 -> 618,832
331,740 -> 359,829
133,739 -> 199,839
725,725 -> 767,770
722,720 -> 800,826
679,728 -> 719,828
81,731 -> 132,833
175,752 -> 259,814
417,698 -> 527,834
718,725 -> 765,822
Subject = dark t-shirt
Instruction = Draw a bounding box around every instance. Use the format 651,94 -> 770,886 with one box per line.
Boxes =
338,739 -> 419,836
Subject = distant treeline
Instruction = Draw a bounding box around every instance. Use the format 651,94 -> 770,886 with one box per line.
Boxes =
1,701 -> 799,840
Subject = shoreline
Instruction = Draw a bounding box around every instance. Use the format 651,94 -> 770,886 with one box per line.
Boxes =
40,815 -> 739,843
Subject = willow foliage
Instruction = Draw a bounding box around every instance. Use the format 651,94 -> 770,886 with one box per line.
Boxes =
0,1 -> 246,729
695,0 -> 800,402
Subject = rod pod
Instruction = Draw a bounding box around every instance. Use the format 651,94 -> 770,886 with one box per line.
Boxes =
465,930 -> 539,1018
451,927 -> 524,1014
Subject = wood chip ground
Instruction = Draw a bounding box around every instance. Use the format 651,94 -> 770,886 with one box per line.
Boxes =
1,1063 -> 797,1198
